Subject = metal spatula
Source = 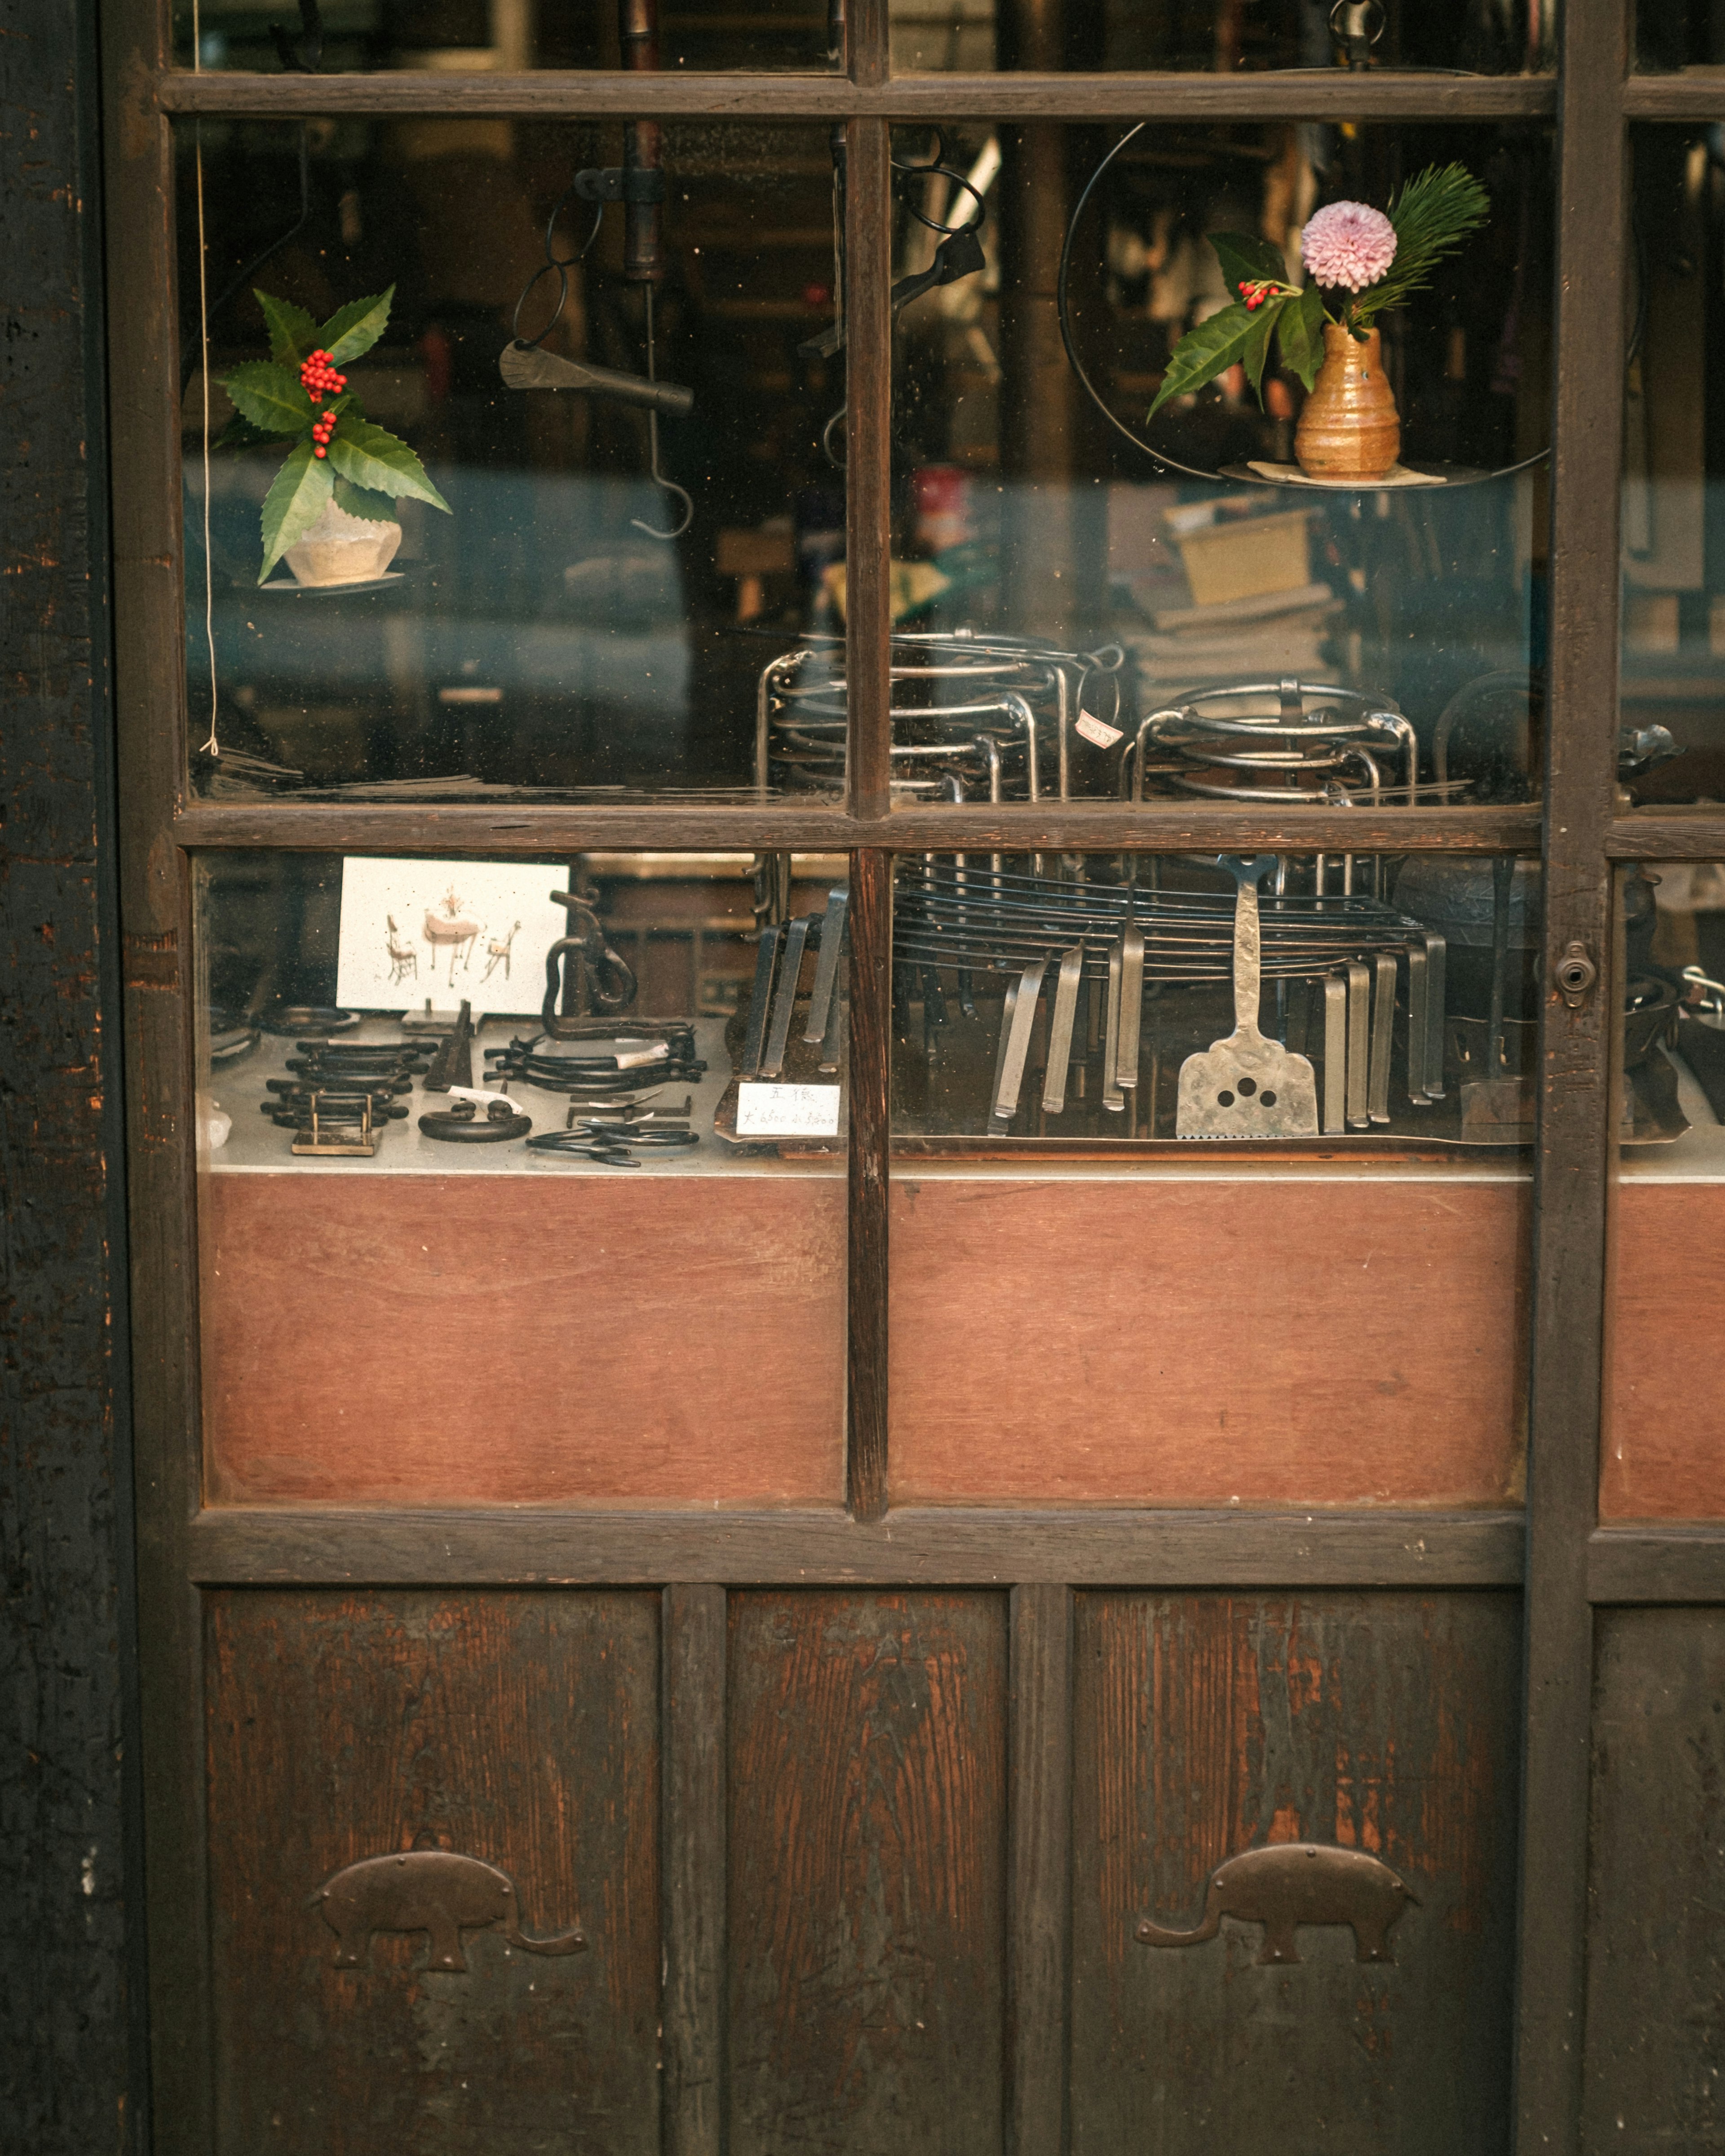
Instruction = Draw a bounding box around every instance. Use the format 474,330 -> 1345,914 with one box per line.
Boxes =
1176,856 -> 1319,1138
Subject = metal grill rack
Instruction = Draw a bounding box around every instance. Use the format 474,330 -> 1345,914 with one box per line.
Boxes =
757,630 -> 1125,800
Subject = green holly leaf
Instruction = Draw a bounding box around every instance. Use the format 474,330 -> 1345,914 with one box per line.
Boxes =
1208,231 -> 1289,307
1149,301 -> 1261,419
258,440 -> 332,582
256,289 -> 319,366
326,415 -> 451,512
214,407 -> 273,451
318,286 -> 394,366
221,359 -> 314,437
1275,282 -> 1326,393
1242,297 -> 1283,405
333,477 -> 399,523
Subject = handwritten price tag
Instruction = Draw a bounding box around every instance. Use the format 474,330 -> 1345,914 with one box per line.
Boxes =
736,1082 -> 842,1137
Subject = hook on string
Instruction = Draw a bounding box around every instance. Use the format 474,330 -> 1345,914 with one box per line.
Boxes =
628,286 -> 693,541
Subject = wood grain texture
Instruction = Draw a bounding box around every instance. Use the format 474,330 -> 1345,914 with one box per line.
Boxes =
205,1589 -> 661,2154
1588,1526 -> 1725,1605
1603,1184 -> 1725,1519
1607,809 -> 1725,859
1008,1586 -> 1071,2156
1070,1592 -> 1522,2155
726,1592 -> 1007,2154
1580,1608 -> 1725,2153
889,1179 -> 1530,1506
201,1173 -> 845,1506
172,798 -> 1543,858
188,1503 -> 1527,1587
155,68 -> 1558,121
663,1585 -> 726,2156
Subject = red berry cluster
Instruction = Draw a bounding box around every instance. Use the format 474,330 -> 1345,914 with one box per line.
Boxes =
310,410 -> 337,458
1238,279 -> 1286,312
300,348 -> 347,402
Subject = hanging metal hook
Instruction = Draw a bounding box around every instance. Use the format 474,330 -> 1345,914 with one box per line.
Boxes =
629,286 -> 693,541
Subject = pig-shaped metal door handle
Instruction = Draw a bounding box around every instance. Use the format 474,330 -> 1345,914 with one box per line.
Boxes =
310,1841 -> 588,1973
1135,1842 -> 1419,1966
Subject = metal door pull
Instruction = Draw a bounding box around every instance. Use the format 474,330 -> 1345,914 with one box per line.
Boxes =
991,960 -> 1046,1133
1041,945 -> 1085,1114
1369,952 -> 1395,1125
803,887 -> 848,1047
1322,975 -> 1346,1134
761,915 -> 810,1078
740,924 -> 781,1078
1346,960 -> 1371,1130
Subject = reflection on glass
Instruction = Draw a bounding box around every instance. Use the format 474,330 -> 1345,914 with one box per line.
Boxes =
1635,2 -> 1725,70
1622,130 -> 1725,807
890,0 -> 1553,75
888,850 -> 1542,1149
1618,861 -> 1725,1154
179,119 -> 845,797
176,0 -> 840,74
864,120 -> 1550,812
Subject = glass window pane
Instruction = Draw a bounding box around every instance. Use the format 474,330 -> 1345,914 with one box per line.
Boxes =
850,119 -> 1550,816
1635,1 -> 1725,70
1621,128 -> 1725,807
891,0 -> 1554,75
195,849 -> 848,1505
887,849 -> 1537,1506
176,0 -> 840,74
179,119 -> 846,798
1609,862 -> 1725,1519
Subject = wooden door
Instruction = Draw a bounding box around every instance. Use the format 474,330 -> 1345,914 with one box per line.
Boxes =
102,2 -> 1725,2150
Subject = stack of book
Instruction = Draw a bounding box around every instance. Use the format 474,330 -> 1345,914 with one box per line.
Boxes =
1121,580 -> 1343,692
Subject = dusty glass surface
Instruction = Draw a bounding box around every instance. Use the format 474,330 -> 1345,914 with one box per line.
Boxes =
1620,130 -> 1725,806
1635,2 -> 1725,69
888,849 -> 1543,1152
837,120 -> 1551,817
178,119 -> 846,798
175,0 -> 840,73
890,0 -> 1554,75
194,849 -> 849,1507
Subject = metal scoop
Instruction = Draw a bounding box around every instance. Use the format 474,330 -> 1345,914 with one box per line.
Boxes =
1176,856 -> 1319,1139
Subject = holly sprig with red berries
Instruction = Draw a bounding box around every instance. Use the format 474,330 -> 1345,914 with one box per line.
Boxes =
218,287 -> 451,584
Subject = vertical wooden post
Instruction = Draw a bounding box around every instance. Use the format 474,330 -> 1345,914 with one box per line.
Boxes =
662,1585 -> 727,2156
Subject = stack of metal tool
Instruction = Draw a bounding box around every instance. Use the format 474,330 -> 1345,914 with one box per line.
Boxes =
261,1037 -> 430,1156
756,632 -> 1126,801
736,887 -> 849,1081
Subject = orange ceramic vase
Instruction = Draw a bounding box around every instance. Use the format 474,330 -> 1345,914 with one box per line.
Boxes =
1294,323 -> 1400,481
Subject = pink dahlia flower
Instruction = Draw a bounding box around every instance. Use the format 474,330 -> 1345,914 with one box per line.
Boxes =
1300,200 -> 1398,292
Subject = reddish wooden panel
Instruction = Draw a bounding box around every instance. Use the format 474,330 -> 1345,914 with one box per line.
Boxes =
202,1173 -> 845,1505
889,1177 -> 1529,1505
726,1591 -> 1008,2155
1071,1592 -> 1521,2154
1604,1184 -> 1725,1519
206,1590 -> 660,2155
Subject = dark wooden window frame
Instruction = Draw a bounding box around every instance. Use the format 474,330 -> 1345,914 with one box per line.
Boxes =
98,0 -> 1725,2147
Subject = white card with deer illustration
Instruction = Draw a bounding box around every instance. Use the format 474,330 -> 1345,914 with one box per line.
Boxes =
335,857 -> 568,1016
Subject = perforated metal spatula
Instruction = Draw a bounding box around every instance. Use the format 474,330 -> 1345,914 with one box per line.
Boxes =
1176,855 -> 1319,1138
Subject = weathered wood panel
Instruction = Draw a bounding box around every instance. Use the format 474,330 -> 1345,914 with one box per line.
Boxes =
891,1180 -> 1529,1505
202,1175 -> 845,1506
1580,1608 -> 1725,2153
726,1592 -> 1008,2155
1071,1592 -> 1521,2154
205,1590 -> 660,2153
1603,1184 -> 1725,1518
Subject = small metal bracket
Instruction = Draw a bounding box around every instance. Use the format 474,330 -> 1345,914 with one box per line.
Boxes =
573,167 -> 666,205
1556,941 -> 1598,1011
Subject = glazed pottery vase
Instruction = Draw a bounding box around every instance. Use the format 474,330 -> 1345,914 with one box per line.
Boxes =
1294,323 -> 1400,482
283,496 -> 402,586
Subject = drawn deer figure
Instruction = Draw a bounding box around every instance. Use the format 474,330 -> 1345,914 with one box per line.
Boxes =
385,915 -> 419,986
423,888 -> 481,985
481,921 -> 521,985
